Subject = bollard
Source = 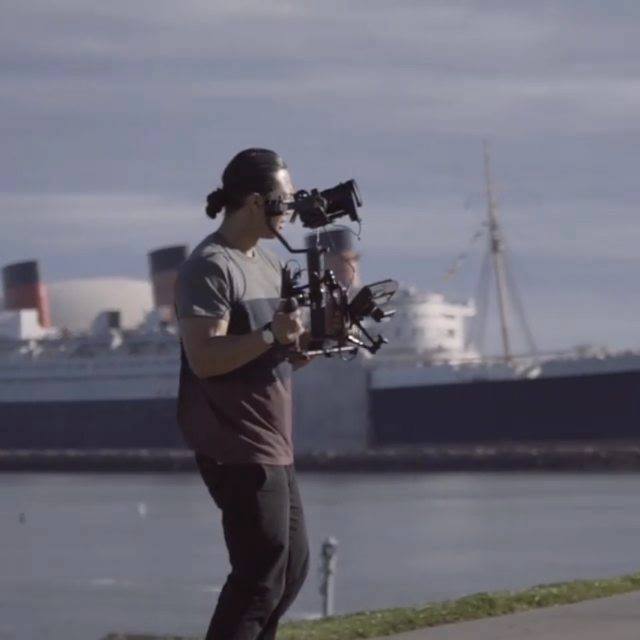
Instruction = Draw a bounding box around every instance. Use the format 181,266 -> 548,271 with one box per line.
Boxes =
319,536 -> 339,617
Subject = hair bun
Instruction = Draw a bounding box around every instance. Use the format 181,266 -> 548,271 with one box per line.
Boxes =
205,188 -> 226,219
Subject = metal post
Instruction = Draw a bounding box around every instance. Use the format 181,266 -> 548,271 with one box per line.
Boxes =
319,536 -> 339,617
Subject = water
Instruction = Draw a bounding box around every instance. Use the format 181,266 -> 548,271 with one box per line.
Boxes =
3,471 -> 640,640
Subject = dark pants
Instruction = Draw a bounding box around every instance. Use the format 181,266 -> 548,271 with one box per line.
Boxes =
195,454 -> 310,640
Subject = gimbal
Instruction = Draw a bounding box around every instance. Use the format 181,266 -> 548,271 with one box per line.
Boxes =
267,180 -> 397,357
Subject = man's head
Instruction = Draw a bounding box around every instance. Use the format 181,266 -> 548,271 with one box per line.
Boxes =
206,148 -> 294,240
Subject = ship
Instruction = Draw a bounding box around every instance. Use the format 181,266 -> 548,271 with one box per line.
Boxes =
2,149 -> 639,451
368,144 -> 640,446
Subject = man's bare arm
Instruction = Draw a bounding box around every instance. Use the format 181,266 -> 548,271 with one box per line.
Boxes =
179,316 -> 270,378
179,308 -> 304,378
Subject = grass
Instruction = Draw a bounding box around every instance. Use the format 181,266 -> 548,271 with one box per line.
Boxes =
102,569 -> 640,640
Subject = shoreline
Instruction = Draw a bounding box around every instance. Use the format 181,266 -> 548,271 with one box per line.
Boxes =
3,441 -> 640,472
100,570 -> 640,640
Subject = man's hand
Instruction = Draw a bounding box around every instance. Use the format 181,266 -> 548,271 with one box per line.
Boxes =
289,330 -> 317,371
272,306 -> 304,345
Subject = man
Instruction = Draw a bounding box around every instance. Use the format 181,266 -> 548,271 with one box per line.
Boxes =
174,149 -> 314,639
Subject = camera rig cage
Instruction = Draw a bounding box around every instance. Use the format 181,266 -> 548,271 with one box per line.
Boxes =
266,179 -> 398,357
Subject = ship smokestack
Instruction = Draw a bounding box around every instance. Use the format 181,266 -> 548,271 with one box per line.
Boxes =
148,245 -> 187,321
1,260 -> 51,327
305,228 -> 361,290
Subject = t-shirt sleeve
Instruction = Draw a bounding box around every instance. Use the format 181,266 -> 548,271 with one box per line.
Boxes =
174,257 -> 232,320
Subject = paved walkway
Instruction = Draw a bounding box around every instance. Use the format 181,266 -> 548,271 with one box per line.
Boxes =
372,591 -> 640,640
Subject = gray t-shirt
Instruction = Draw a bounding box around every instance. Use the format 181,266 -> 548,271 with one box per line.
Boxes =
174,230 -> 294,465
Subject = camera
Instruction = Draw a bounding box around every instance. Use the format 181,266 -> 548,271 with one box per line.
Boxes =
267,179 -> 397,357
289,180 -> 362,228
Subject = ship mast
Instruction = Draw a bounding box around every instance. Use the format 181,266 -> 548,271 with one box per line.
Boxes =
483,141 -> 513,363
454,143 -> 538,361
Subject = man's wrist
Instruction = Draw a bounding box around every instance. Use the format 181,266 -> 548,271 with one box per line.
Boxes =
261,321 -> 278,347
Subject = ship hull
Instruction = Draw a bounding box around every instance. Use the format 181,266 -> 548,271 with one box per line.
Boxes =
0,357 -> 371,451
0,398 -> 185,449
2,368 -> 640,450
369,369 -> 640,445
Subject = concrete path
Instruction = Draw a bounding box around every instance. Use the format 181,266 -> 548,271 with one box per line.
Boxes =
371,591 -> 640,640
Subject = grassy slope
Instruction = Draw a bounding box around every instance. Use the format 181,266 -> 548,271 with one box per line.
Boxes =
103,570 -> 640,640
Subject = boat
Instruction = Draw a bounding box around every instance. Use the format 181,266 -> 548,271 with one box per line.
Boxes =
2,147 -> 638,451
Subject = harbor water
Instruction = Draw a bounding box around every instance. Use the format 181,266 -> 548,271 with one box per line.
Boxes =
3,471 -> 640,640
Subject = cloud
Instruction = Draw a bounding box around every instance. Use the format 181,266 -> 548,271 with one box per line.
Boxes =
2,1 -> 639,349
0,192 -> 205,262
2,187 -> 637,269
2,1 -> 640,136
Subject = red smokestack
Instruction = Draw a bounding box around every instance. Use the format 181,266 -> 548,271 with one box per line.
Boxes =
2,260 -> 51,327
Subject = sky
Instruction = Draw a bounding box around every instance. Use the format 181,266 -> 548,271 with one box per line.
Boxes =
1,0 -> 639,354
